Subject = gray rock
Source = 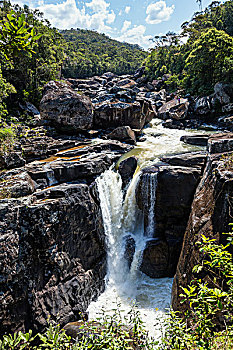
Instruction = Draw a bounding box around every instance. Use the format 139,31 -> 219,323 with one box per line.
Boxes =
0,183 -> 106,335
180,134 -> 210,146
214,82 -> 233,105
40,81 -> 94,133
137,164 -> 202,277
194,96 -> 212,115
158,98 -> 189,120
107,126 -> 136,145
94,100 -> 151,130
208,133 -> 233,154
118,156 -> 138,188
0,152 -> 26,170
161,151 -> 207,168
140,239 -> 169,278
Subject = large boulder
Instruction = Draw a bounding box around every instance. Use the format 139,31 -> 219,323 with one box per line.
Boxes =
40,81 -> 94,133
0,183 -> 106,335
157,98 -> 189,120
94,100 -> 153,130
107,126 -> 136,145
137,162 -> 203,277
214,82 -> 233,105
194,96 -> 212,115
118,156 -> 138,188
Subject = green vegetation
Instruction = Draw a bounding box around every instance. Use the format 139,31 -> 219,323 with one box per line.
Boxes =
144,0 -> 233,96
0,125 -> 15,154
1,231 -> 233,349
0,1 -> 66,117
61,28 -> 147,78
162,231 -> 233,349
0,1 -> 146,122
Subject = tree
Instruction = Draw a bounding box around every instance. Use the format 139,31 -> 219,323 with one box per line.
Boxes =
0,10 -> 41,60
185,28 -> 233,95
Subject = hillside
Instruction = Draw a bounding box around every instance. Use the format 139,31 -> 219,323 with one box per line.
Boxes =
61,28 -> 147,78
145,0 -> 233,96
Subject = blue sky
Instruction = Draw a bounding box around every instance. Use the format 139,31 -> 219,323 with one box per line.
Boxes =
10,0 -> 224,48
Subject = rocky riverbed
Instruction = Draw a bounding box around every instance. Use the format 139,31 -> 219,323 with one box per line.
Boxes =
1,70 -> 233,337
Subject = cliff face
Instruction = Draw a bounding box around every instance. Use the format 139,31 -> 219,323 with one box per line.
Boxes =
0,140 -> 132,336
0,184 -> 106,335
172,134 -> 233,311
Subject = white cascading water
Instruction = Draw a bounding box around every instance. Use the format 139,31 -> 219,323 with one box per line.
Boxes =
143,172 -> 158,238
88,118 -> 215,337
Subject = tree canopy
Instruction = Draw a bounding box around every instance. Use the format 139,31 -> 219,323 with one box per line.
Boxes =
144,0 -> 233,96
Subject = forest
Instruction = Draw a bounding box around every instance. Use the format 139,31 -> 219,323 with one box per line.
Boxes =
144,0 -> 233,95
0,0 -> 233,121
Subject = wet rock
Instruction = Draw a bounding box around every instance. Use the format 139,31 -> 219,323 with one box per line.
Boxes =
40,81 -> 94,133
140,239 -> 169,278
207,133 -> 233,154
123,235 -> 136,269
180,134 -> 210,146
161,151 -> 207,169
118,156 -> 138,188
107,126 -> 136,145
0,183 -> 106,335
137,164 -> 202,277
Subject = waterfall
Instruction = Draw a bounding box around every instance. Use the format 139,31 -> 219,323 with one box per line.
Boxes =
88,166 -> 172,337
142,172 -> 158,238
88,118 -> 211,335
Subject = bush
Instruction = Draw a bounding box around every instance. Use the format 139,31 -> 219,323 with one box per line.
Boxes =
0,125 -> 16,154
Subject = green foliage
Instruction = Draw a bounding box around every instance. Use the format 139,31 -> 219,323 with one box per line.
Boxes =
0,321 -> 71,350
185,28 -> 233,95
0,1 -> 66,114
0,10 -> 41,60
74,302 -> 156,350
61,28 -> 147,78
1,237 -> 233,349
145,0 -> 233,96
161,231 -> 233,349
0,63 -> 16,118
0,125 -> 15,154
0,305 -> 155,350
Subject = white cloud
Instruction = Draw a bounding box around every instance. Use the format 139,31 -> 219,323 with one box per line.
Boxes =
118,24 -> 153,49
11,0 -> 115,32
146,1 -> 175,25
121,20 -> 131,33
86,0 -> 109,13
125,6 -> 131,14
